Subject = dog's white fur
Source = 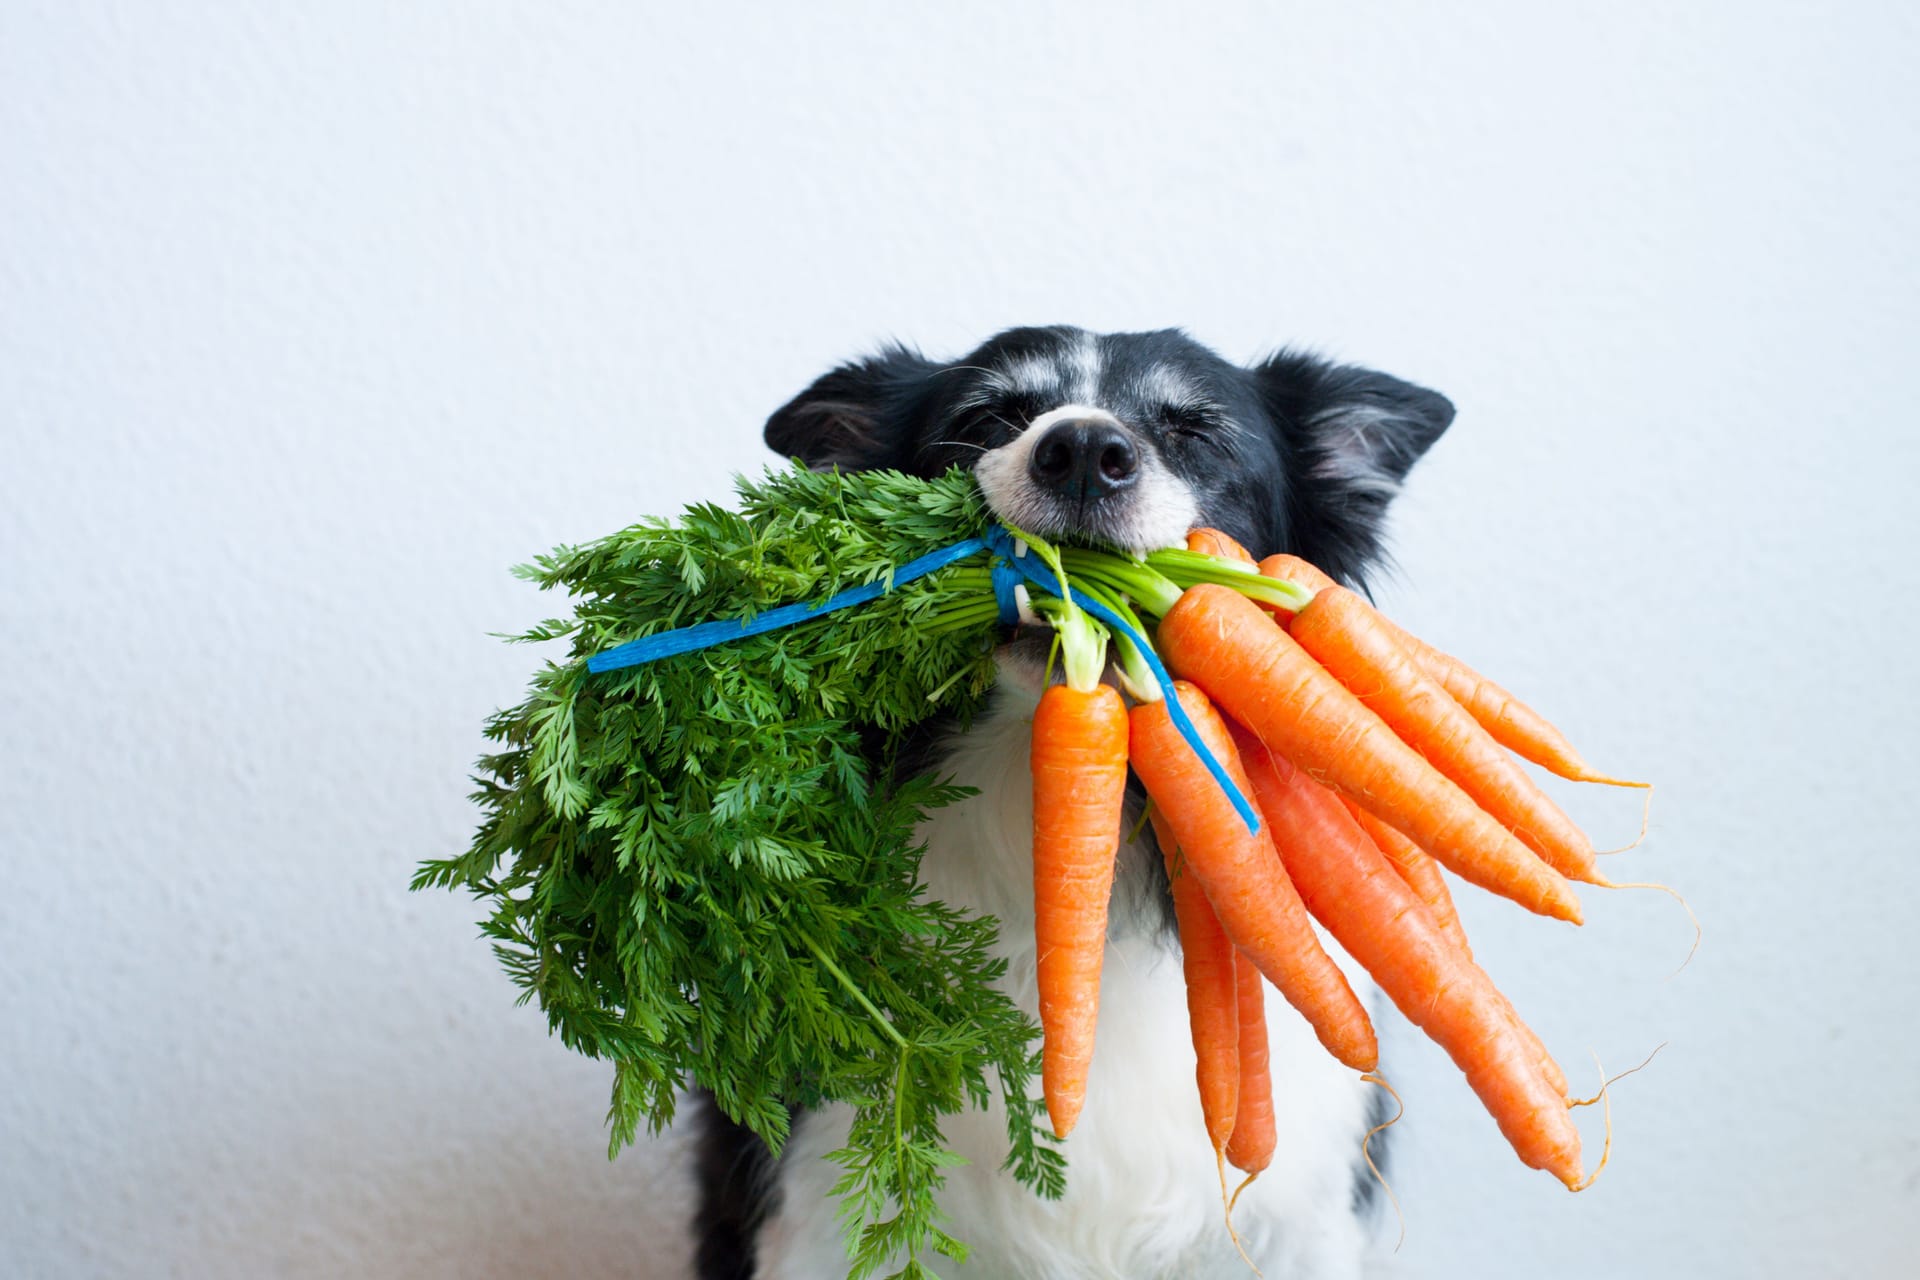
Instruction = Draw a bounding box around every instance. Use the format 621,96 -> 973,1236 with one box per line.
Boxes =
754,665 -> 1380,1279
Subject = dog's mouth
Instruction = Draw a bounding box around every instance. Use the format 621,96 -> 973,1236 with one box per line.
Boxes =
979,497 -> 1193,561
1005,515 -> 1182,557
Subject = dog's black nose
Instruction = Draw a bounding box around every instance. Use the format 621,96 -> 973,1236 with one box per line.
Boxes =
1027,420 -> 1140,501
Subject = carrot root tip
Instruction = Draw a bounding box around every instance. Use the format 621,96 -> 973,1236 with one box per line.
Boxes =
1578,771 -> 1653,789
1593,877 -> 1701,977
1594,784 -> 1656,856
1569,1041 -> 1668,1109
1218,1150 -> 1263,1278
1568,1052 -> 1617,1192
1359,1071 -> 1408,1253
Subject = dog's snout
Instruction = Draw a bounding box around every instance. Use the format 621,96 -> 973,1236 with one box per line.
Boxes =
1026,420 -> 1140,502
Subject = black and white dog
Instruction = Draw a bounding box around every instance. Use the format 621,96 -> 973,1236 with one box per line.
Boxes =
694,326 -> 1453,1279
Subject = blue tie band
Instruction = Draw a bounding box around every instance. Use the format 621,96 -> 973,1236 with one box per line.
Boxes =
586,534 -> 997,673
980,527 -> 1260,833
585,524 -> 1259,832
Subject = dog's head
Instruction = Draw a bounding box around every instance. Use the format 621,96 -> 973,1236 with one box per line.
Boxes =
765,325 -> 1452,590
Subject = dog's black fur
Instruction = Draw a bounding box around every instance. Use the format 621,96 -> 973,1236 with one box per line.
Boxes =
763,325 -> 1451,593
696,326 -> 1452,1278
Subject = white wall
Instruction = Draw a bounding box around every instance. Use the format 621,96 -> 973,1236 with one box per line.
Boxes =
5,4 -> 1916,1277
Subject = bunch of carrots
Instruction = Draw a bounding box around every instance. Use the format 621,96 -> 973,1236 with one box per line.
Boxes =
1023,527 -> 1662,1200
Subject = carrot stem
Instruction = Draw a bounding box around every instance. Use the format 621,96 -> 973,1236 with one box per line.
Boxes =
1146,547 -> 1315,612
1068,577 -> 1160,699
999,530 -> 1262,832
1057,548 -> 1186,616
797,931 -> 908,1051
1018,533 -> 1110,692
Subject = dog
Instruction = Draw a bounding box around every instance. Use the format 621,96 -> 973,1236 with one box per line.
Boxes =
692,325 -> 1454,1279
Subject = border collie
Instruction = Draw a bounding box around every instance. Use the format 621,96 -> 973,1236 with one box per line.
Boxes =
693,325 -> 1453,1279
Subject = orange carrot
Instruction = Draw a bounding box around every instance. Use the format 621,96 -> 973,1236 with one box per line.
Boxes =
1225,950 -> 1276,1175
1258,553 -> 1337,596
1187,528 -> 1256,563
1233,729 -> 1584,1186
1261,553 -> 1641,787
1408,641 -> 1645,787
1287,581 -> 1603,884
1030,682 -> 1131,1138
1148,809 -> 1240,1160
1492,988 -> 1569,1099
1157,584 -> 1582,924
1335,796 -> 1566,1096
1338,794 -> 1470,956
1129,681 -> 1378,1071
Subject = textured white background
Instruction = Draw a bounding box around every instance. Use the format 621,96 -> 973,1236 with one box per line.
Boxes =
5,3 -> 1917,1277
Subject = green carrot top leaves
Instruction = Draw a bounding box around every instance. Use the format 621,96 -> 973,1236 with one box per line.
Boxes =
415,465 -> 1062,1280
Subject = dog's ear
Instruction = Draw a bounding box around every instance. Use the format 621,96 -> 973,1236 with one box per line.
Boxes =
764,344 -> 940,470
1251,351 -> 1455,590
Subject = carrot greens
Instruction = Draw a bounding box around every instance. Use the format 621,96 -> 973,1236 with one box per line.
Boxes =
414,465 -> 1063,1279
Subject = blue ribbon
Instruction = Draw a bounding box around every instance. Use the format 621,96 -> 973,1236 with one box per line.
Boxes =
989,554 -> 1023,624
583,524 -> 1259,833
587,534 -> 1022,673
981,527 -> 1260,832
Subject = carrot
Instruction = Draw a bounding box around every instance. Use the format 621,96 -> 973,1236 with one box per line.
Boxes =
1157,584 -> 1583,924
1257,553 -> 1337,596
1287,581 -> 1603,885
1148,809 -> 1240,1161
1338,794 -> 1470,956
1492,988 -> 1569,1099
1030,681 -> 1131,1138
1334,792 -> 1568,1095
1261,553 -> 1643,788
1335,796 -> 1567,1096
1129,681 -> 1378,1071
1187,528 -> 1256,563
1228,717 -> 1574,1097
1414,645 -> 1647,787
1225,949 -> 1276,1176
1232,728 -> 1584,1186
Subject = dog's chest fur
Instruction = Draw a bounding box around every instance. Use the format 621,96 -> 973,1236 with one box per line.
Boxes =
749,677 -> 1381,1280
